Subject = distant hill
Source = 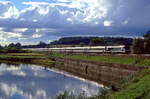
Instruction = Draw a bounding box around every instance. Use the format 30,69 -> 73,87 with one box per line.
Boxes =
50,37 -> 133,46
22,36 -> 133,48
50,37 -> 98,45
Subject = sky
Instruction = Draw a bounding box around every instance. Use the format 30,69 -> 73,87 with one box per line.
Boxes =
0,0 -> 150,45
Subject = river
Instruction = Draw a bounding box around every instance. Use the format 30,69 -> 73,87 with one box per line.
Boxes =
0,62 -> 105,99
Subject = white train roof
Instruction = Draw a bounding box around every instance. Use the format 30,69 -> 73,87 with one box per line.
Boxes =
48,45 -> 125,50
24,45 -> 125,50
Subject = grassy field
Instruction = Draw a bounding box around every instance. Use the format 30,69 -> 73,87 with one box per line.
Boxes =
0,53 -> 54,67
51,53 -> 150,66
110,69 -> 150,99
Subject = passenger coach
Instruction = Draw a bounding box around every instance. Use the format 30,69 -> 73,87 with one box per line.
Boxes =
25,45 -> 126,53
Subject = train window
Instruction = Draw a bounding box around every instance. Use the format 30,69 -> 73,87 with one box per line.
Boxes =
106,48 -> 113,51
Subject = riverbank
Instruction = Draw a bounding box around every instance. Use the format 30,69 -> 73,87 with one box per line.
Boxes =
56,69 -> 150,99
0,52 -> 149,99
0,53 -> 55,67
110,69 -> 150,99
45,52 -> 150,98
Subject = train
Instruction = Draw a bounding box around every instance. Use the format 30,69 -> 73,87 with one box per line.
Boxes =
25,45 -> 126,53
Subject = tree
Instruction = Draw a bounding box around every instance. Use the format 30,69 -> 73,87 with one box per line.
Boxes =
8,43 -> 15,48
143,31 -> 150,53
15,42 -> 22,49
38,41 -> 47,48
132,38 -> 144,54
0,45 -> 2,49
144,38 -> 150,54
89,38 -> 106,46
79,42 -> 84,47
143,31 -> 150,39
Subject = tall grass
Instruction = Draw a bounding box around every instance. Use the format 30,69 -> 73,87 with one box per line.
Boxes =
51,53 -> 150,66
55,87 -> 110,99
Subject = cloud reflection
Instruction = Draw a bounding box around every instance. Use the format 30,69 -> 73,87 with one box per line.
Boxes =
0,63 -> 101,99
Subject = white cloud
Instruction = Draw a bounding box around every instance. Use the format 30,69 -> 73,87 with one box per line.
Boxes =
0,27 -> 4,31
94,22 -> 99,25
0,40 -> 10,45
123,20 -> 129,25
13,28 -> 28,32
0,0 -> 149,45
33,19 -> 38,22
56,0 -> 70,3
0,1 -> 19,19
32,34 -> 42,38
0,31 -> 22,41
0,31 -> 22,45
103,20 -> 113,27
20,0 -> 109,25
22,2 -> 50,6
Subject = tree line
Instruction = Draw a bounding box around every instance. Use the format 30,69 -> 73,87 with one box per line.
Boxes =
132,31 -> 150,54
50,37 -> 133,46
0,31 -> 150,54
0,42 -> 24,53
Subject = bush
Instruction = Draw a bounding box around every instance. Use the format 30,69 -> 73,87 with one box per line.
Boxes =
0,48 -> 27,53
131,38 -> 144,54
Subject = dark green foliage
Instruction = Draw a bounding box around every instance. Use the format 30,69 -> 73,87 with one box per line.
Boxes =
8,43 -> 15,48
50,37 -> 133,46
15,42 -> 22,49
143,31 -> 150,39
23,41 -> 47,48
55,91 -> 76,99
0,42 -> 25,53
51,37 -> 99,45
144,38 -> 150,54
0,45 -> 2,49
7,42 -> 22,49
132,38 -> 144,54
79,42 -> 85,47
38,41 -> 47,48
0,48 -> 26,53
143,31 -> 150,54
131,30 -> 150,54
89,38 -> 106,46
22,37 -> 133,48
55,88 -> 109,99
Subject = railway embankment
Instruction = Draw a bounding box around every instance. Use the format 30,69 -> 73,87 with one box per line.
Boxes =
54,57 -> 148,89
68,53 -> 150,59
51,53 -> 150,66
51,53 -> 150,98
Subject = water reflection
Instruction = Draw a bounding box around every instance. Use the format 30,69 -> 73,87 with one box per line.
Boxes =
0,63 -> 102,99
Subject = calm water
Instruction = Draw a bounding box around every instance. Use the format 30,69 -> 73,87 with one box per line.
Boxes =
0,63 -> 103,99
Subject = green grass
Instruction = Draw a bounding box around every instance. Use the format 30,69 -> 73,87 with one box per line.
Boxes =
0,53 -> 54,67
6,53 -> 45,56
138,59 -> 150,66
51,53 -> 150,66
110,69 -> 150,99
0,52 -> 48,60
